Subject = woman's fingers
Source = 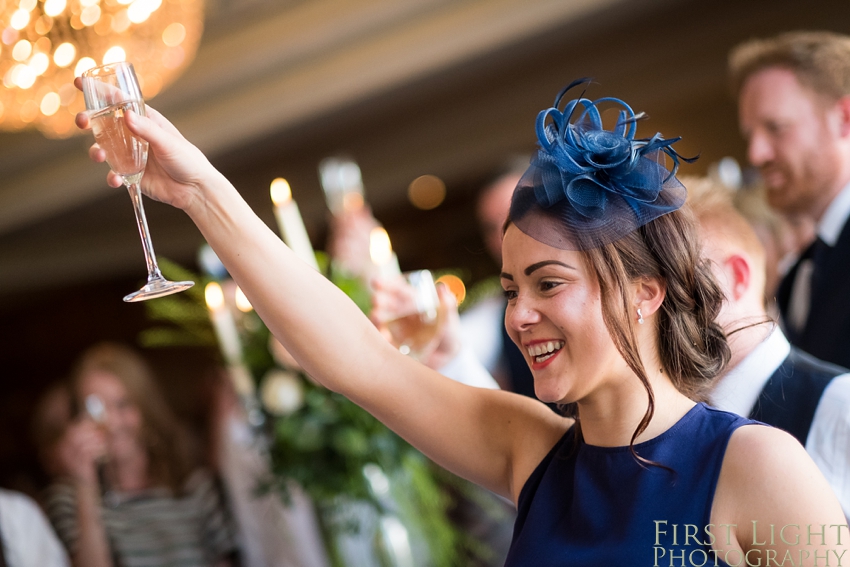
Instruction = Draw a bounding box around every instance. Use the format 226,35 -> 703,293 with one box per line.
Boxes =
88,143 -> 104,162
144,105 -> 184,139
107,171 -> 124,188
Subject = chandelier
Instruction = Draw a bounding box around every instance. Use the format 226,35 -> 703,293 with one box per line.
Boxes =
0,0 -> 204,138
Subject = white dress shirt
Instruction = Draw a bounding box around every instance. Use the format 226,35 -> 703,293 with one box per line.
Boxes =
436,293 -> 504,390
710,327 -> 850,520
0,489 -> 70,567
818,180 -> 850,247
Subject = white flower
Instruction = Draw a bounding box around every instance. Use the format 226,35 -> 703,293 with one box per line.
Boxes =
261,369 -> 305,415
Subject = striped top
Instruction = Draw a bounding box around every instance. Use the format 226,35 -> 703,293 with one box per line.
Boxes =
45,469 -> 237,567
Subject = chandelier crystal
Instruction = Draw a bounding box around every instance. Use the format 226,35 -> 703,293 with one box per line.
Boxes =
0,0 -> 204,138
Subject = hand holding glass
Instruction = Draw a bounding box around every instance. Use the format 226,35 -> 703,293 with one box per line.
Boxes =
82,62 -> 193,302
383,270 -> 441,360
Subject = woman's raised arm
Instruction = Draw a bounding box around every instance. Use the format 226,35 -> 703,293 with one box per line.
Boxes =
76,105 -> 569,502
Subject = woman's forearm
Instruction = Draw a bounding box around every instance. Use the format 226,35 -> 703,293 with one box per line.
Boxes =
184,174 -> 401,404
71,481 -> 112,567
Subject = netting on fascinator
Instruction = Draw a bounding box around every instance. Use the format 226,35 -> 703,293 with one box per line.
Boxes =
510,79 -> 696,250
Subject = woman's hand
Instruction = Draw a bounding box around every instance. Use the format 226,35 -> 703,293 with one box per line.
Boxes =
370,277 -> 462,369
53,419 -> 106,486
74,77 -> 222,213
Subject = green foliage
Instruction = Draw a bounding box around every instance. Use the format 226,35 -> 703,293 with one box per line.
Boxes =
138,258 -> 217,348
266,379 -> 413,506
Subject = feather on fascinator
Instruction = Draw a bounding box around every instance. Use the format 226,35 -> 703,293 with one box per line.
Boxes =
510,79 -> 696,250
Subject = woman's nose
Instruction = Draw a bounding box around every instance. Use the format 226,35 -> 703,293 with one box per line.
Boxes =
506,294 -> 541,332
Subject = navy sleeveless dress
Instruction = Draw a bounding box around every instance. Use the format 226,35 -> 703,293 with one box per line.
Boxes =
504,403 -> 755,566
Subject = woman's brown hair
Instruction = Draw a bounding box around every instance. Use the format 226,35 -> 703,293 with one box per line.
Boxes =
585,206 -> 729,463
69,342 -> 194,494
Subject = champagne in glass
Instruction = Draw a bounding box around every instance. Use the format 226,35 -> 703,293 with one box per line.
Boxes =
385,270 -> 441,360
82,61 -> 193,302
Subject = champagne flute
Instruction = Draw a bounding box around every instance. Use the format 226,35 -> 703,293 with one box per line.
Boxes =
82,61 -> 193,302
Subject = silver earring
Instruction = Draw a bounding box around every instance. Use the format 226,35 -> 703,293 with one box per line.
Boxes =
637,308 -> 644,325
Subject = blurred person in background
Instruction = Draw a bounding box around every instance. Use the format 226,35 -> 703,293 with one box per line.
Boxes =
730,30 -> 850,368
0,486 -> 70,567
731,183 -> 808,307
44,342 -> 239,567
687,176 -> 850,520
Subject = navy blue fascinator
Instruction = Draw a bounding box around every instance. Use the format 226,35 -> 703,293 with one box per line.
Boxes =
510,79 -> 695,250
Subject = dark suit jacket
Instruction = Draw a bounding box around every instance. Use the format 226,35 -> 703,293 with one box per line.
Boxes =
749,347 -> 845,446
777,217 -> 850,368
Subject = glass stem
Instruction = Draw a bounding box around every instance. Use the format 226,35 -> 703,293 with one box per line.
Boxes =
127,182 -> 164,281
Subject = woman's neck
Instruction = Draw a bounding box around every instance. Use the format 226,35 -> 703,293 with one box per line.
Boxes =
575,369 -> 696,448
107,449 -> 150,492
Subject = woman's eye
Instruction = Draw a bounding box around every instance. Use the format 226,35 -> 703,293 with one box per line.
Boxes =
502,289 -> 517,301
539,280 -> 561,292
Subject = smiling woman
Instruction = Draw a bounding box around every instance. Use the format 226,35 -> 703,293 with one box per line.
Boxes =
75,78 -> 849,565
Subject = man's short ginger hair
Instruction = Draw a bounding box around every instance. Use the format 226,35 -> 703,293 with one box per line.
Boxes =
729,31 -> 850,100
683,176 -> 766,273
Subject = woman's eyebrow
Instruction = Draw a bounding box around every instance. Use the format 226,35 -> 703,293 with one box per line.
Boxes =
525,260 -> 577,276
500,272 -> 513,281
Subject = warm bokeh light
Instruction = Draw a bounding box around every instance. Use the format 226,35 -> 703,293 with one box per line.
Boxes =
103,46 -> 126,64
369,227 -> 393,266
40,91 -> 61,116
204,281 -> 224,311
435,274 -> 466,305
270,178 -> 292,206
43,0 -> 67,18
29,52 -> 49,75
53,43 -> 76,67
74,56 -> 97,77
0,0 -> 204,137
408,174 -> 446,210
12,40 -> 32,62
162,22 -> 185,46
11,10 -> 31,30
234,286 -> 253,313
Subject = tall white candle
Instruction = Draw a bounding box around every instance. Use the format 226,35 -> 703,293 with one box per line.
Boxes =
270,178 -> 319,270
369,227 -> 401,280
205,281 -> 256,397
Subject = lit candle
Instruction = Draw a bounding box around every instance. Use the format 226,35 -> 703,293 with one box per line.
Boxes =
369,227 -> 401,279
205,282 -> 255,396
234,286 -> 253,313
205,281 -> 243,365
270,177 -> 319,270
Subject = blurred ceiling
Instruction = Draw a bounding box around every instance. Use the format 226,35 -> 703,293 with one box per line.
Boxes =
1,0 -> 849,301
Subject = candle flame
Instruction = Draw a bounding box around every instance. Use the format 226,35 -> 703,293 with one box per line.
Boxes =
270,177 -> 292,205
234,286 -> 253,312
370,227 -> 393,265
205,281 -> 224,310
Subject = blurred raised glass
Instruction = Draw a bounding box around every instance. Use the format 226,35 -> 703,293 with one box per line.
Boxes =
385,270 -> 440,360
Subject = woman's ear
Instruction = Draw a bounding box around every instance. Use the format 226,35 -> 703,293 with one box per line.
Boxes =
632,277 -> 666,320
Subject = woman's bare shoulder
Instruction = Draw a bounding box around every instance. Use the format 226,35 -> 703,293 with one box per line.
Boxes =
488,391 -> 573,504
712,424 -> 847,553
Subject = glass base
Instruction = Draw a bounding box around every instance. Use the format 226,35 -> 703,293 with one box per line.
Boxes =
123,278 -> 194,302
